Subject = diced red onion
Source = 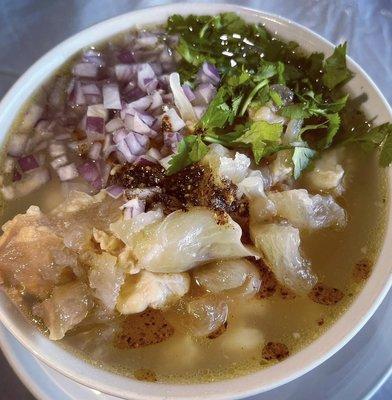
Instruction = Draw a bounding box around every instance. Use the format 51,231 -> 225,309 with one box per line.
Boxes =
18,155 -> 39,172
150,62 -> 163,76
50,155 -> 68,169
124,96 -> 152,116
106,185 -> 124,199
117,50 -> 135,64
194,83 -> 216,104
78,160 -> 100,182
57,163 -> 79,181
87,104 -> 108,120
103,83 -> 121,110
135,154 -> 157,166
113,128 -> 128,144
146,147 -> 162,161
117,138 -> 137,163
137,63 -> 157,93
105,117 -> 124,132
86,116 -> 104,134
149,91 -> 163,110
89,142 -> 102,160
124,86 -> 145,102
7,134 -> 27,157
182,84 -> 196,102
49,142 -> 66,157
201,62 -> 220,85
84,94 -> 102,105
83,49 -> 105,67
122,198 -> 146,220
138,112 -> 156,127
131,113 -> 151,134
91,176 -> 103,191
193,105 -> 207,120
164,108 -> 185,131
82,83 -> 101,96
73,62 -> 98,78
136,33 -> 158,47
74,81 -> 86,105
115,64 -> 135,82
164,132 -> 182,151
21,104 -> 43,132
124,132 -> 149,156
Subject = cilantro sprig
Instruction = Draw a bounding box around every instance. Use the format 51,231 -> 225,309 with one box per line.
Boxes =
166,13 -> 392,177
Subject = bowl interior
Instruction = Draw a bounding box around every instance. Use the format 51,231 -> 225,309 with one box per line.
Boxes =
0,3 -> 391,400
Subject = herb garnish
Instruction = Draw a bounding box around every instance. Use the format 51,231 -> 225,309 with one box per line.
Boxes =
166,13 -> 392,176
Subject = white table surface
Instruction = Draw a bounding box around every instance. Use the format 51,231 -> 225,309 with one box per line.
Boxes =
0,1 -> 391,399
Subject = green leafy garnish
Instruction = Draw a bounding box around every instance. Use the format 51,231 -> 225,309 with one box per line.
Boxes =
234,121 -> 283,163
292,147 -> 317,179
167,135 -> 209,174
164,13 -> 391,178
322,43 -> 353,90
345,123 -> 392,166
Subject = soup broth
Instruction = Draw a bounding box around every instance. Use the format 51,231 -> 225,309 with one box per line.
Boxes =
0,13 -> 389,384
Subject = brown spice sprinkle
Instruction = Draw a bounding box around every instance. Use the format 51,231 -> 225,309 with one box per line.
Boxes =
115,309 -> 174,349
353,258 -> 372,282
317,318 -> 325,326
207,321 -> 228,339
309,283 -> 344,306
262,342 -> 289,362
133,368 -> 158,382
256,261 -> 277,298
110,163 -> 249,226
278,285 -> 296,300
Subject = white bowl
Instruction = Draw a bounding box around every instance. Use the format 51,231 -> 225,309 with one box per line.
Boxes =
0,3 -> 391,400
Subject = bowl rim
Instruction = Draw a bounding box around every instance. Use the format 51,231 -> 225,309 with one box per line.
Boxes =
0,3 -> 391,400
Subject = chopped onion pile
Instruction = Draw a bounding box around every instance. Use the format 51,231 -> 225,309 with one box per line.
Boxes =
1,30 -> 221,201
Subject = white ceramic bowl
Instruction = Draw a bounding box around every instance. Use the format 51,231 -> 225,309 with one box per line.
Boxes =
0,3 -> 391,400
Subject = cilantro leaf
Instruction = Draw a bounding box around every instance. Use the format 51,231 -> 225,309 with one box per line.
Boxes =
280,104 -> 311,119
318,113 -> 341,149
292,146 -> 317,179
200,87 -> 231,129
235,121 -> 283,162
322,43 -> 353,89
167,135 -> 208,175
189,135 -> 209,162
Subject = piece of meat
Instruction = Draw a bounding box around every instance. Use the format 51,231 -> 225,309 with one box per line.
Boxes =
33,281 -> 93,340
0,206 -> 79,299
116,270 -> 190,314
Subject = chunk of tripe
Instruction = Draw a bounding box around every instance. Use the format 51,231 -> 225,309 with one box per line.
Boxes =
250,222 -> 317,294
303,149 -> 345,196
116,270 -> 190,314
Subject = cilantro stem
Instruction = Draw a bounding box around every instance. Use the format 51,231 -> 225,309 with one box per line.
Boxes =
239,79 -> 269,116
